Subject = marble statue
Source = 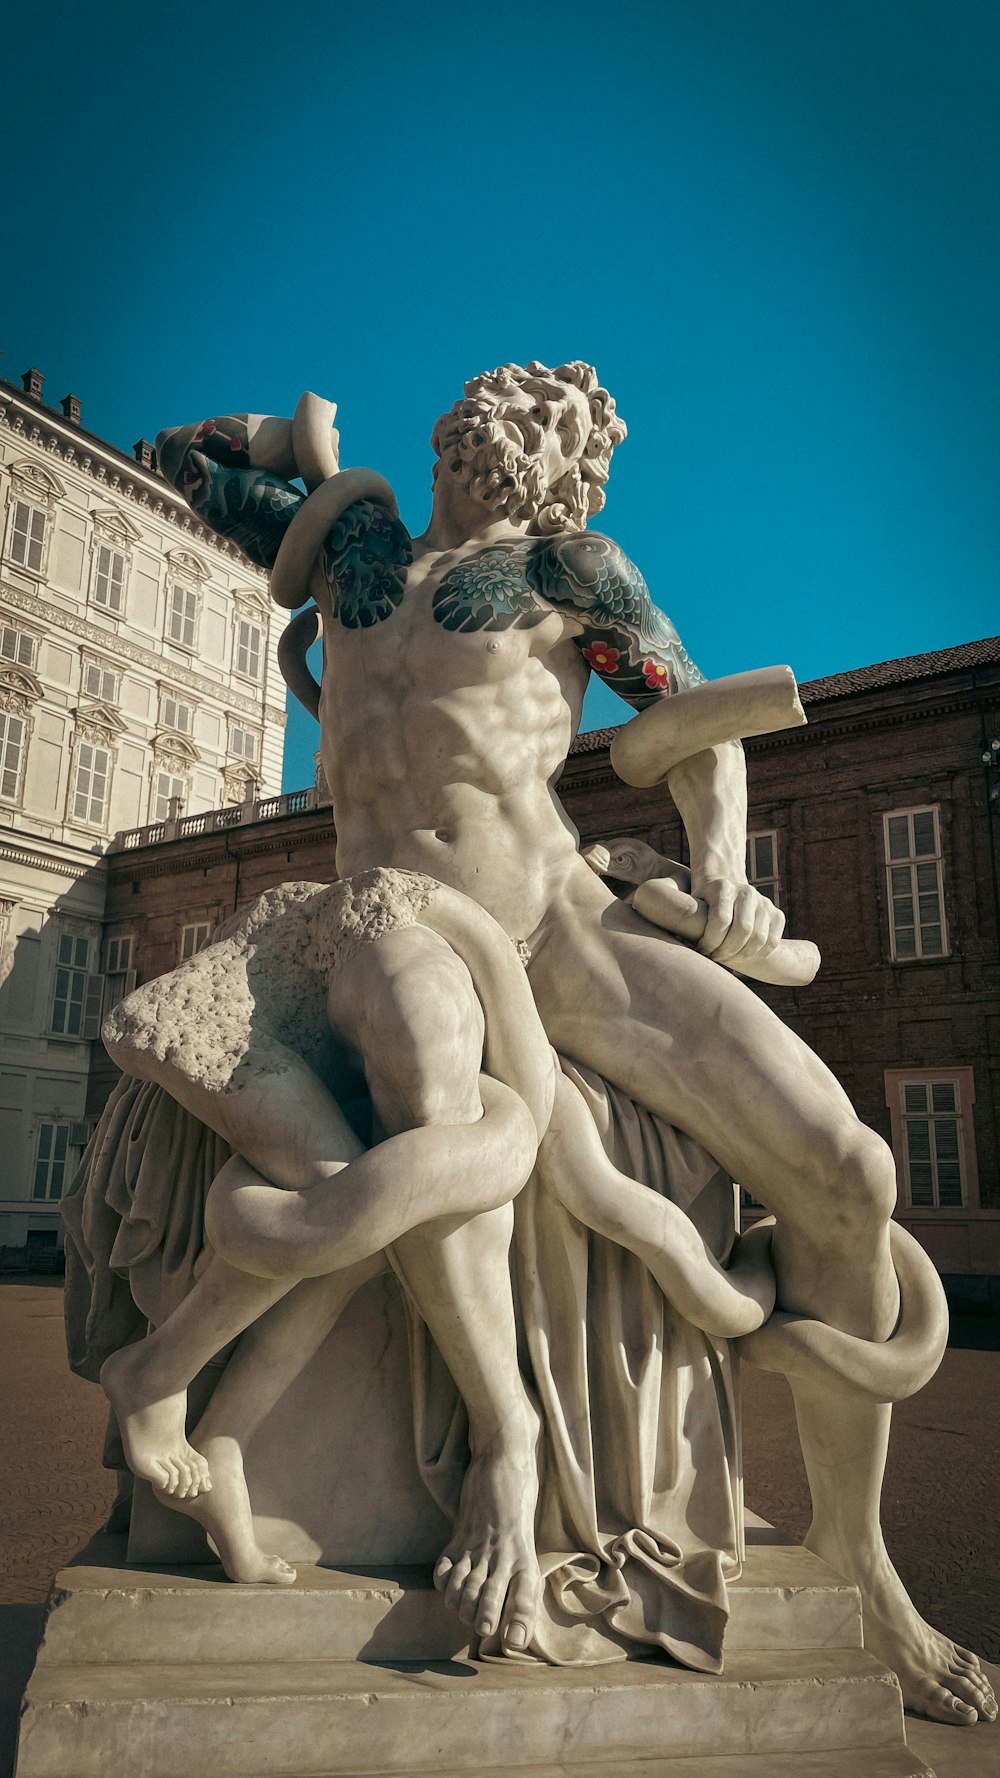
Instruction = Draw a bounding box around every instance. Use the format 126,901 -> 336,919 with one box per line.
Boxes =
63,362 -> 994,1723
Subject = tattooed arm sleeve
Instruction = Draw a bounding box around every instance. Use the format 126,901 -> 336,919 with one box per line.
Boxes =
156,415 -> 305,570
529,532 -> 704,706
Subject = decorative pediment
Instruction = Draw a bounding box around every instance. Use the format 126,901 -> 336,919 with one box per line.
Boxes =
9,458 -> 65,504
0,664 -> 43,713
166,547 -> 212,583
73,700 -> 127,742
233,586 -> 270,619
223,762 -> 259,804
91,505 -> 142,546
153,732 -> 200,765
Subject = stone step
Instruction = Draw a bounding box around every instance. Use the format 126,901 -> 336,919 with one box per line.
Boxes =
38,1545 -> 862,1667
325,1754 -> 934,1778
16,1647 -> 908,1778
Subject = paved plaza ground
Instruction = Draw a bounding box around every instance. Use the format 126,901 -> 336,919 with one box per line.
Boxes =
2,1278 -> 998,1776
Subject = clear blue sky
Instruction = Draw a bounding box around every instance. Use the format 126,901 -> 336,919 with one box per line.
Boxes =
2,1 -> 997,789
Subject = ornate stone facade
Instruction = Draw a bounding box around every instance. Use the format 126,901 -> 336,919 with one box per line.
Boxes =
0,370 -> 288,1257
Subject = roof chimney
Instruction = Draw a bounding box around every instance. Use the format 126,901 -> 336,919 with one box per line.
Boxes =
21,368 -> 44,400
61,393 -> 82,425
133,437 -> 156,470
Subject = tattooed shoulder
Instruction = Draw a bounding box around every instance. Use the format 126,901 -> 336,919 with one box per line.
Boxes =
323,499 -> 414,629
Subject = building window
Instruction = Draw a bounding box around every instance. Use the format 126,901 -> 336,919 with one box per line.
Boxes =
152,771 -> 187,823
50,933 -> 102,1038
8,500 -> 47,572
82,660 -> 119,703
885,1070 -> 979,1211
746,830 -> 780,904
235,616 -> 263,681
0,711 -> 27,802
229,724 -> 259,763
72,740 -> 112,826
0,625 -> 38,668
33,1123 -> 72,1200
161,693 -> 194,735
92,542 -> 128,613
180,921 -> 212,960
104,933 -> 137,1012
167,583 -> 199,650
883,807 -> 947,959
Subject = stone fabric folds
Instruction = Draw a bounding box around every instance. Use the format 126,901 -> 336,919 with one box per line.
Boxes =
407,1060 -> 743,1672
62,1075 -> 232,1381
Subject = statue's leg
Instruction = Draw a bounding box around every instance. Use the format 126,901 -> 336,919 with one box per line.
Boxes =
528,892 -> 997,1724
150,1256 -> 386,1584
328,927 -> 544,1658
101,930 -> 536,1508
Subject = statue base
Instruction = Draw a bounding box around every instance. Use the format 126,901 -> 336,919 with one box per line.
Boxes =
15,1529 -> 932,1778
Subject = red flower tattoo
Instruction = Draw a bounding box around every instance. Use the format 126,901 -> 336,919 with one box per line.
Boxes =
642,658 -> 674,690
583,642 -> 621,673
194,419 -> 217,442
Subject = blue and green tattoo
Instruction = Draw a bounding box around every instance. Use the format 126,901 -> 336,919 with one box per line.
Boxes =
162,420 -> 702,707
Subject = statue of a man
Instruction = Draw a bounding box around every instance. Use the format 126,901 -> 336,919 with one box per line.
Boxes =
97,363 -> 991,1722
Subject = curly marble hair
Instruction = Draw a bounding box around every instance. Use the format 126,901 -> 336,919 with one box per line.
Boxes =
431,360 -> 627,535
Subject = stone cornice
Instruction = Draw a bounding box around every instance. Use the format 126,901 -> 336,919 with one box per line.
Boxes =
0,381 -> 268,578
0,837 -> 108,883
0,581 -> 286,728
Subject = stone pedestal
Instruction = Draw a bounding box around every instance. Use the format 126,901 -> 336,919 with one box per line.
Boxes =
15,1533 -> 933,1778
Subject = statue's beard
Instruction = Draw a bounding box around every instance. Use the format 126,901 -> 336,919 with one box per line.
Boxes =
433,411 -> 548,527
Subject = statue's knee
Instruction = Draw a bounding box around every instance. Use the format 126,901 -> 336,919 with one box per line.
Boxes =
825,1126 -> 897,1235
357,935 -> 485,1130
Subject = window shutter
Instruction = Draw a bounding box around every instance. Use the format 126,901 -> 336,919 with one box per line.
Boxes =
82,973 -> 106,1038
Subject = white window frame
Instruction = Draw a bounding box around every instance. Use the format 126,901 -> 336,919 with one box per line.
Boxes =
0,709 -> 28,803
166,582 -> 200,650
91,541 -> 129,614
235,615 -> 263,682
160,692 -> 194,736
33,1122 -> 76,1201
81,659 -> 119,704
49,932 -> 103,1039
0,625 -> 38,669
71,739 -> 113,828
884,1067 -> 978,1212
229,723 -> 260,764
103,933 -> 137,1013
746,829 -> 780,905
6,498 -> 48,574
883,806 -> 948,960
152,770 -> 187,823
179,920 -> 212,961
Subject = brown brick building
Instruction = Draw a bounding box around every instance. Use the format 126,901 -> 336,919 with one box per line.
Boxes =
92,636 -> 1000,1305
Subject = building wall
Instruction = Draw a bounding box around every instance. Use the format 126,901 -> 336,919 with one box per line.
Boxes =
0,371 -> 289,1257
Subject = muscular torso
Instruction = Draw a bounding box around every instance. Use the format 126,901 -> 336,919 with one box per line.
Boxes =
319,524 -> 592,939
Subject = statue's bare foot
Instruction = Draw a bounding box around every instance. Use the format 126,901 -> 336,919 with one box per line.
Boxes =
101,1343 -> 210,1499
434,1398 -> 541,1654
806,1527 -> 997,1724
153,1433 -> 296,1586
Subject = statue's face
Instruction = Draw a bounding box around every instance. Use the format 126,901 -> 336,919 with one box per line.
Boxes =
494,382 -> 592,492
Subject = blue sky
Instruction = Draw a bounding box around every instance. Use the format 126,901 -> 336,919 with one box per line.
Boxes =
2,1 -> 997,789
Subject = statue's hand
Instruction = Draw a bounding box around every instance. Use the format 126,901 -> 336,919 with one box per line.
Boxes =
692,875 -> 786,971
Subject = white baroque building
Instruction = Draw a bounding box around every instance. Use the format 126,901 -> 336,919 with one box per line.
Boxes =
0,367 -> 288,1262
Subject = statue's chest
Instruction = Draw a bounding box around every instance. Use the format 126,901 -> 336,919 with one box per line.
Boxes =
327,542 -> 570,693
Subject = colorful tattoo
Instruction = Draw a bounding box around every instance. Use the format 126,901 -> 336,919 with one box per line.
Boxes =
322,500 -> 413,628
528,532 -> 704,705
159,416 -> 302,571
433,543 -> 548,632
430,530 -> 701,706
